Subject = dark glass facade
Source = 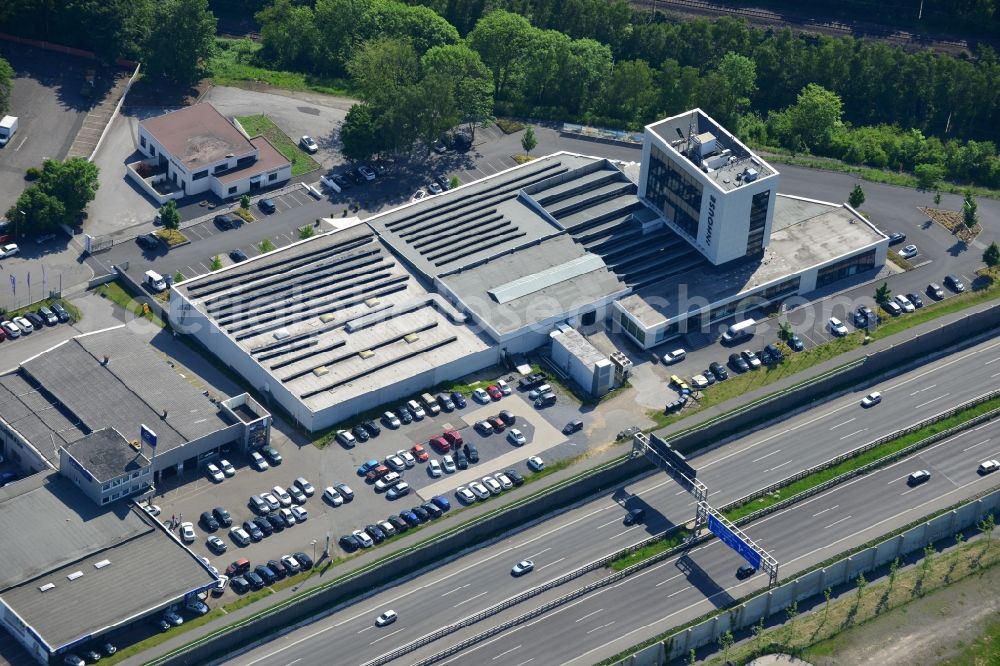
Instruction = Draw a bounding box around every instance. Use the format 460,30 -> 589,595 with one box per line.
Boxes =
816,249 -> 877,288
746,190 -> 770,255
645,146 -> 703,239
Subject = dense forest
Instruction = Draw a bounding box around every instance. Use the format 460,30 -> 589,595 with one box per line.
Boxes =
4,0 -> 1000,188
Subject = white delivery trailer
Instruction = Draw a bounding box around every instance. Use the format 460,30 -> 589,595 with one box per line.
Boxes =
722,318 -> 756,344
0,116 -> 18,147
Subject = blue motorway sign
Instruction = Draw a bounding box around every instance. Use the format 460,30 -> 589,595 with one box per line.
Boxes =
708,513 -> 762,570
140,424 -> 158,449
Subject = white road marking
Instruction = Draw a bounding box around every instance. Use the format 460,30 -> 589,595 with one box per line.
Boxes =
985,356 -> 1000,365
283,660 -> 300,666
596,518 -> 621,529
526,547 -> 551,559
356,626 -> 373,634
823,515 -> 853,529
454,590 -> 489,607
900,486 -> 924,496
537,557 -> 566,572
655,572 -> 684,588
586,620 -> 616,635
751,449 -> 781,463
369,627 -> 405,645
910,384 -> 937,396
667,586 -> 689,598
839,428 -> 868,441
812,505 -> 839,517
513,659 -> 535,666
492,645 -> 522,660
440,583 -> 471,597
575,608 -> 604,623
915,393 -> 951,409
766,460 -> 794,472
829,418 -> 855,430
963,439 -> 991,452
991,372 -> 1000,378
887,473 -> 911,484
607,525 -> 643,540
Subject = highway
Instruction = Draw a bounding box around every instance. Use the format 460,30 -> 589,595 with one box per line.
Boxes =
226,335 -> 1000,666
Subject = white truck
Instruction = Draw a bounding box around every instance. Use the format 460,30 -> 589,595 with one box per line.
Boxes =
721,318 -> 756,344
144,270 -> 167,292
0,116 -> 18,147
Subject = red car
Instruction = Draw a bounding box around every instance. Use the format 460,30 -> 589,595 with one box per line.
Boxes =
225,558 -> 251,577
365,464 -> 391,482
411,443 -> 429,462
487,385 -> 503,401
488,416 -> 506,432
429,436 -> 450,454
443,430 -> 464,449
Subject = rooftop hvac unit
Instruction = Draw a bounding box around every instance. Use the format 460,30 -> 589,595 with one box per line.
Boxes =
744,168 -> 759,182
693,132 -> 717,157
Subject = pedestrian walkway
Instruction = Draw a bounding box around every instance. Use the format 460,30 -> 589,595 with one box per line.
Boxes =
66,69 -> 134,160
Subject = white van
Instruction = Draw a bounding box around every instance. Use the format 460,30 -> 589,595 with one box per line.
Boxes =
662,349 -> 686,364
144,270 -> 167,292
722,318 -> 756,344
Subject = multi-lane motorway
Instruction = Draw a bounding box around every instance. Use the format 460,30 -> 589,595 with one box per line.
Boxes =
228,336 -> 1000,666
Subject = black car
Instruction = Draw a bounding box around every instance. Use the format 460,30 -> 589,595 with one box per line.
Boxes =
243,520 -> 264,541
887,232 -> 906,245
258,198 -> 276,214
397,405 -> 413,424
254,516 -> 274,536
463,443 -> 479,463
213,506 -> 232,527
411,505 -> 431,522
231,576 -> 250,594
709,361 -> 728,381
435,175 -> 451,191
945,274 -> 966,292
51,302 -> 70,322
736,564 -> 757,580
244,571 -> 265,590
365,524 -> 386,543
906,292 -> 924,308
454,450 -> 469,469
37,306 -> 58,325
505,468 -> 525,486
83,649 -> 102,663
499,410 -> 516,426
136,233 -> 161,251
787,334 -> 804,352
214,214 -> 241,230
422,502 -> 443,519
254,565 -> 277,585
362,420 -> 381,437
388,515 -> 409,533
294,551 -> 314,569
350,168 -> 365,185
623,507 -> 646,526
262,446 -> 282,464
437,393 -> 455,411
200,511 -> 220,532
453,132 -> 473,151
339,534 -> 360,552
24,312 -> 44,329
762,343 -> 784,365
563,419 -> 584,434
728,353 -> 750,373
266,513 -> 285,532
230,249 -> 248,263
451,391 -> 467,408
351,424 -> 370,442
853,305 -> 874,327
266,559 -> 287,580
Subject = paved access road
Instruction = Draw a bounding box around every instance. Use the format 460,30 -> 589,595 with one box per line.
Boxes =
226,335 -> 1000,666
422,388 -> 1000,666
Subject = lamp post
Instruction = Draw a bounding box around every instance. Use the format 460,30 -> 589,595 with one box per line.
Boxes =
17,209 -> 25,241
312,539 -> 317,563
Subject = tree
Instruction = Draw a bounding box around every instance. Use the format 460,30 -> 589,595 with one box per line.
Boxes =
778,320 -> 793,341
8,187 -> 66,232
421,44 -> 494,139
601,59 -> 659,127
521,125 -> 537,155
299,225 -> 315,240
348,37 -> 420,110
240,194 -> 250,210
875,282 -> 892,305
143,0 -> 217,83
467,11 -> 533,101
259,238 -> 275,253
752,616 -> 766,655
717,629 -> 734,663
848,184 -> 865,208
313,0 -> 374,76
256,0 -> 318,70
449,175 -> 460,189
339,104 -> 383,161
210,255 -> 222,270
38,158 -> 100,221
984,241 -> 1000,268
173,271 -> 185,283
914,163 -> 944,191
922,544 -> 935,578
823,586 -> 832,621
158,200 -> 180,230
855,572 -> 868,604
0,56 -> 12,115
888,557 -> 900,593
964,191 -> 979,229
980,513 -> 996,551
781,83 -> 844,152
687,648 -> 696,666
697,52 -> 756,126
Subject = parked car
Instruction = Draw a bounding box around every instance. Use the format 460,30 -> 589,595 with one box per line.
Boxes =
287,484 -> 307,504
339,534 -> 361,552
883,300 -> 903,316
323,486 -> 344,506
741,349 -> 762,369
456,486 -> 476,503
219,459 -> 236,477
436,393 -> 455,411
527,456 -> 545,472
709,361 -> 729,381
894,294 -> 915,313
472,388 -> 490,403
898,244 -> 919,259
853,305 -> 875,328
487,385 -> 503,400
927,282 -> 945,299
411,443 -> 429,462
294,477 -> 315,496
382,411 -> 401,428
229,249 -> 248,263
508,428 -> 526,446
179,522 -> 195,542
362,420 -> 381,437
351,424 -> 370,442
200,511 -> 220,532
258,198 -> 276,213
827,317 -> 849,336
243,520 -> 263,541
13,316 -> 33,334
887,232 -> 906,245
728,353 -> 749,373
464,442 -> 480,463
261,447 -> 282,465
386,482 -> 411,500
0,243 -> 19,258
206,463 -> 224,483
1,321 -> 19,339
229,526 -> 251,546
207,535 -> 227,554
563,419 -> 584,434
335,483 -> 354,501
428,459 -> 443,477
336,430 -> 357,448
250,451 -> 268,471
51,302 -> 70,322
299,135 -> 319,153
137,232 -> 160,250
214,214 -> 240,230
945,274 -> 966,292
396,405 -> 413,424
451,391 -> 467,408
442,455 -> 456,473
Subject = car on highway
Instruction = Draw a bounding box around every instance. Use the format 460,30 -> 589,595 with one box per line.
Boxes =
907,470 -> 932,486
927,282 -> 945,299
527,456 -> 545,472
860,391 -> 882,408
299,136 -> 319,153
511,559 -> 534,576
827,317 -> 849,336
623,508 -> 646,526
375,610 -> 397,627
230,249 -> 248,263
508,428 -> 526,446
736,564 -> 757,579
978,459 -> 1000,475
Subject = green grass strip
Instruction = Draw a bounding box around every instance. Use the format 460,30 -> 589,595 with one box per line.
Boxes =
95,280 -> 165,328
609,529 -> 690,571
207,38 -> 353,98
722,394 -> 1000,523
235,114 -> 320,177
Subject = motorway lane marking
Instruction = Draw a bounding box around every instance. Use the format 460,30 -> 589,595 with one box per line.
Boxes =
992,372 -> 1000,378
963,439 -> 991,452
586,621 -> 615,634
655,572 -> 684,588
454,590 -> 489,607
667,586 -> 690,598
607,525 -> 643,540
887,473 -> 911,484
839,428 -> 868,440
356,626 -> 374,634
536,557 -> 566,572
596,517 -> 621,528
575,608 -> 604,623
915,393 -> 951,409
812,505 -> 839,517
751,449 -> 781,463
440,583 -> 471,597
985,356 -> 1000,365
884,339 -> 1000,393
829,418 -> 855,430
513,659 -> 535,666
493,645 -> 522,660
765,460 -> 794,473
910,384 -> 937,396
900,485 -> 926,496
526,547 -> 551,559
283,660 -> 300,666
369,627 -> 405,645
823,515 -> 853,529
